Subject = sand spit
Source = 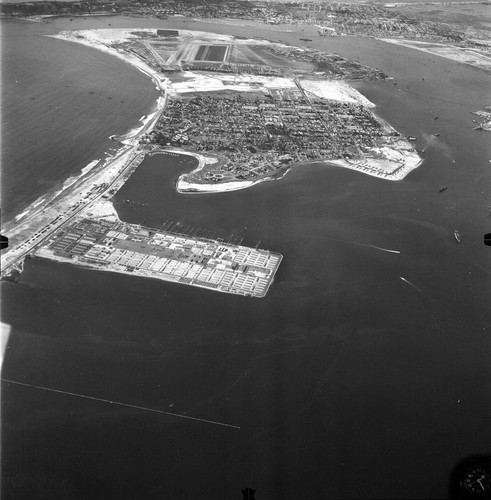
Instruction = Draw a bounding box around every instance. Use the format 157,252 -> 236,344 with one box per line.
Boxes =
50,30 -> 170,94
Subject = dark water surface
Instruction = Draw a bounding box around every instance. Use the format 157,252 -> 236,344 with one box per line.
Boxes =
1,16 -> 490,500
1,19 -> 159,221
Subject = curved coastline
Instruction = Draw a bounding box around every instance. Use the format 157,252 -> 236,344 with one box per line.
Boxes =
4,30 -> 163,231
174,145 -> 422,194
49,28 -> 422,196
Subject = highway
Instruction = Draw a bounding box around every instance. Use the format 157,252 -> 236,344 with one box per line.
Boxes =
1,86 -> 168,279
0,147 -> 143,278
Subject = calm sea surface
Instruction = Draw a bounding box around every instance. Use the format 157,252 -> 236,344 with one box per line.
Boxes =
1,17 -> 490,500
1,19 -> 159,221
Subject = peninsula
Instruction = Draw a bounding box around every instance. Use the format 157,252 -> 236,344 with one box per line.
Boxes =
1,27 -> 422,293
55,28 -> 422,193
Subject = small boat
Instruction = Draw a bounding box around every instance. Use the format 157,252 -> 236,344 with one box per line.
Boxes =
439,186 -> 447,193
434,132 -> 440,137
408,136 -> 417,141
454,230 -> 462,243
434,116 -> 439,120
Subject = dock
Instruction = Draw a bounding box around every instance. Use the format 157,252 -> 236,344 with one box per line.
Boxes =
34,218 -> 282,298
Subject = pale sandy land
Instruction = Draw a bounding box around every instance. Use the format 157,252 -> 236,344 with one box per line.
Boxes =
379,38 -> 491,69
11,159 -> 99,224
169,73 -> 375,106
54,29 -> 374,107
300,80 -> 375,107
1,145 -> 135,270
14,210 -> 30,222
328,152 -> 422,181
169,73 -> 296,94
168,148 -> 272,193
51,31 -> 170,93
32,198 -> 46,208
178,151 -> 422,193
165,148 -> 219,168
83,198 -> 119,220
177,178 -> 259,193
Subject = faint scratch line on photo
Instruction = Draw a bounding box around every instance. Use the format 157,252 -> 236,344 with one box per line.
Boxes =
1,379 -> 241,430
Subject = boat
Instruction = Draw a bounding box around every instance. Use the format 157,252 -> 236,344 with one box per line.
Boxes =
408,136 -> 417,141
434,132 -> 440,137
439,186 -> 448,193
454,230 -> 462,243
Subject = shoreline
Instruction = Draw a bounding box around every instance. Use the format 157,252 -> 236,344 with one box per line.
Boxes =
32,244 -> 282,298
379,38 -> 491,71
49,31 -> 170,95
2,25 -> 423,274
49,28 -> 421,192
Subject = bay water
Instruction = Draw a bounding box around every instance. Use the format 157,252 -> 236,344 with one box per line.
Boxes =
1,16 -> 490,499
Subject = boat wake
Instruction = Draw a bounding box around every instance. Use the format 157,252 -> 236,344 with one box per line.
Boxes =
399,276 -> 424,294
351,241 -> 401,254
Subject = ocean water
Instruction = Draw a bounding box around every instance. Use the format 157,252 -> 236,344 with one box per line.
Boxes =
1,19 -> 159,221
1,16 -> 491,500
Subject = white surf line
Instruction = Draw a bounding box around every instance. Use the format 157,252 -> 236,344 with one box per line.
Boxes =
399,276 -> 424,294
351,241 -> 401,254
2,379 -> 240,430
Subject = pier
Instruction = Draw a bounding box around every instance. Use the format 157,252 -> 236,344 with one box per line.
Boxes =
34,218 -> 282,298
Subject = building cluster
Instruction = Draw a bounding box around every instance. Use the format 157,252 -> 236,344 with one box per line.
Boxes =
295,2 -> 489,46
148,90 -> 392,180
43,218 -> 282,297
2,0 -> 487,48
181,61 -> 283,77
2,0 -> 487,47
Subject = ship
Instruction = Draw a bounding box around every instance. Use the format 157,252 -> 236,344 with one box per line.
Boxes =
439,186 -> 448,193
454,229 -> 462,243
408,136 -> 417,141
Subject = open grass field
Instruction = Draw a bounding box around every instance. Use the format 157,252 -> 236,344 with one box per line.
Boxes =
230,44 -> 315,72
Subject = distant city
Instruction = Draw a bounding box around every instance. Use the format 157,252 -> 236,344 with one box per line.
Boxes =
2,0 -> 489,50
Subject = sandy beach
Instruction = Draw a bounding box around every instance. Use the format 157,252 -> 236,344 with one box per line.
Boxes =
379,38 -> 491,70
2,26 -> 422,275
51,28 -> 420,188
